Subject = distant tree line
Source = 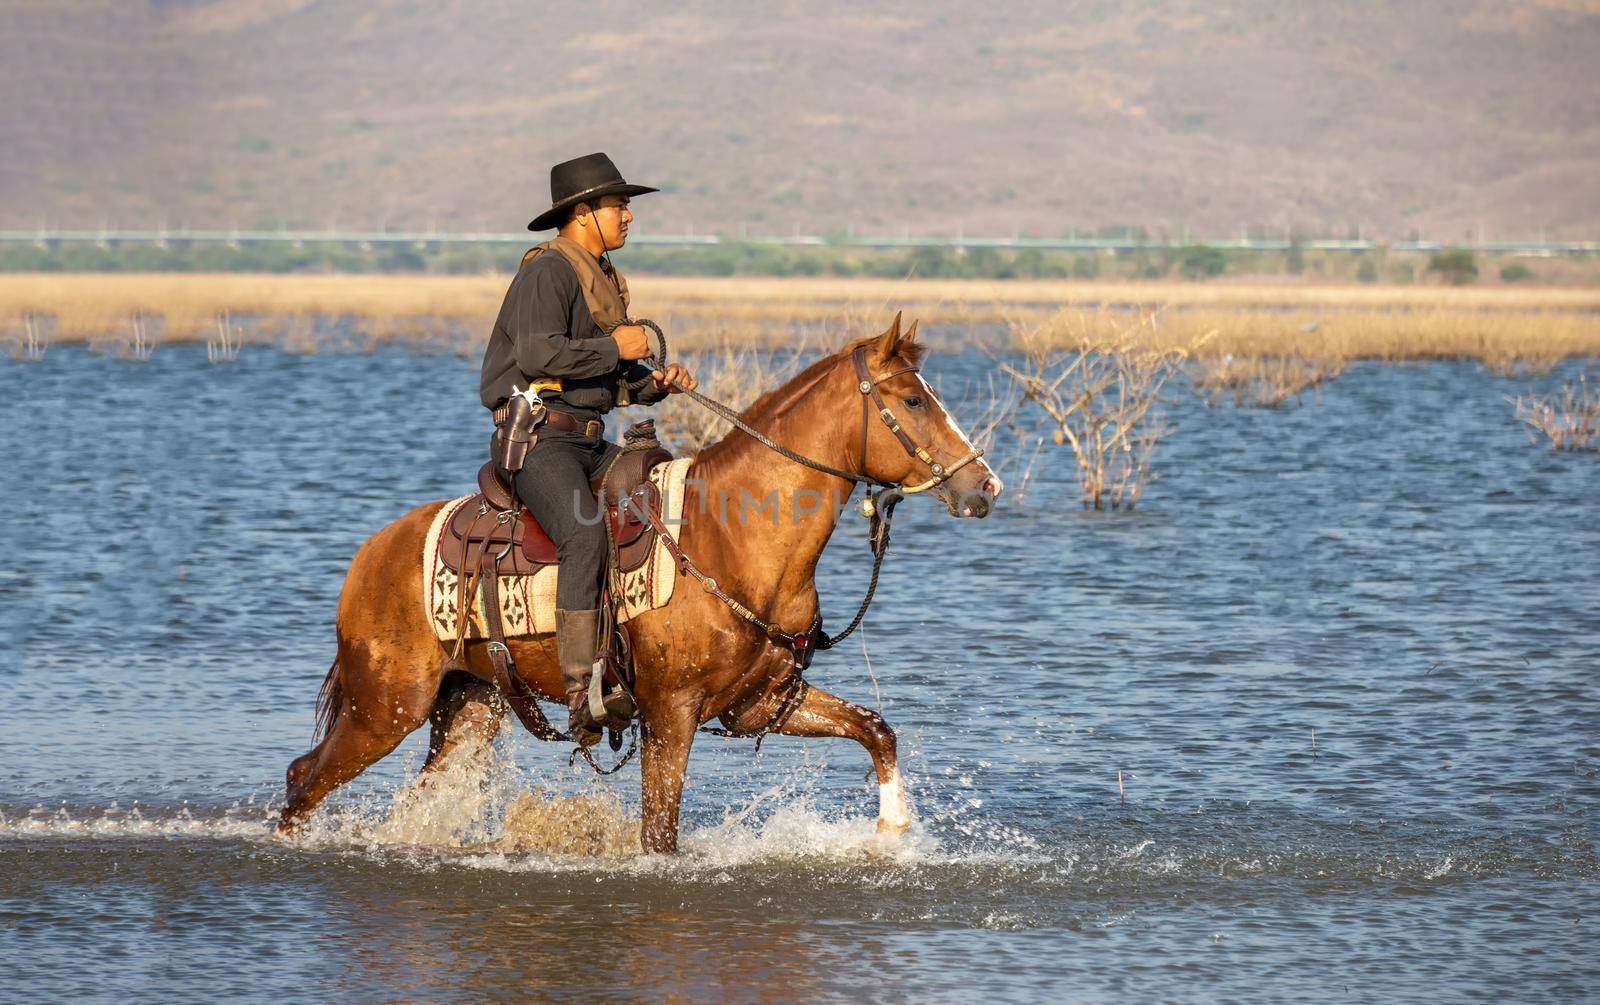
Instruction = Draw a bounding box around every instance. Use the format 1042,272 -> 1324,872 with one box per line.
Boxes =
0,239 -> 1548,285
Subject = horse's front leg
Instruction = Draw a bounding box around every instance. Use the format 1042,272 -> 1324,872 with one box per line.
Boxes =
638,700 -> 700,854
733,684 -> 910,836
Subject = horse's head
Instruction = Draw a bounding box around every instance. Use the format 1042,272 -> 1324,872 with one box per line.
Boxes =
846,313 -> 1003,518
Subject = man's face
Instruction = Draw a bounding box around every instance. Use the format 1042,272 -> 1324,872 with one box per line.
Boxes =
589,195 -> 632,250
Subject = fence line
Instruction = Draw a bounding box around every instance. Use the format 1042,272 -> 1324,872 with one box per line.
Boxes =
1,228 -> 1596,256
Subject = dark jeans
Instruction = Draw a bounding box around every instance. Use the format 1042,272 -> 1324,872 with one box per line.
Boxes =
512,429 -> 618,611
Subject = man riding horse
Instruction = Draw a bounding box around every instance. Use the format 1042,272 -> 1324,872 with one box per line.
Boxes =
479,152 -> 698,746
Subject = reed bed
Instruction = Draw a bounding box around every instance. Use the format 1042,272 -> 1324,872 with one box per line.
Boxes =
1010,305 -> 1600,367
0,273 -> 507,343
1191,354 -> 1347,407
638,276 -> 1600,313
2,274 -> 1598,368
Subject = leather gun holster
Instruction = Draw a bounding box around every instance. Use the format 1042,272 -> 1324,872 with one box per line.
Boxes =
492,393 -> 546,475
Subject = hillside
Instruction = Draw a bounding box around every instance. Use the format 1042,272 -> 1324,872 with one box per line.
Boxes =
3,0 -> 1598,240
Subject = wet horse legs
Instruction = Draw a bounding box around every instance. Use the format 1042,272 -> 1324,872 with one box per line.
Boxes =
278,638 -> 440,832
422,672 -> 504,774
720,682 -> 911,836
776,685 -> 911,835
638,702 -> 699,854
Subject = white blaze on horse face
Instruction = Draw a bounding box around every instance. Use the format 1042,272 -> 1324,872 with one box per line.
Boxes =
916,373 -> 1003,497
878,770 -> 911,831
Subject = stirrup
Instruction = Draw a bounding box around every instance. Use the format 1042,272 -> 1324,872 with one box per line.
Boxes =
586,659 -> 637,728
566,693 -> 603,749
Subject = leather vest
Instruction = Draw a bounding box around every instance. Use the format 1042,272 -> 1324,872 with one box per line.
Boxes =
520,235 -> 630,332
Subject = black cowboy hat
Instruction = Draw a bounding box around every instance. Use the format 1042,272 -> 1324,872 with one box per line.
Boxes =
527,152 -> 659,231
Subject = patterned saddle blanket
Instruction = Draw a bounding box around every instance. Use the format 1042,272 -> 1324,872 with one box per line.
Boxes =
421,456 -> 693,643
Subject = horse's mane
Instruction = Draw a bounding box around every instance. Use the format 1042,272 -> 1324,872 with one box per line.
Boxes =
693,329 -> 925,478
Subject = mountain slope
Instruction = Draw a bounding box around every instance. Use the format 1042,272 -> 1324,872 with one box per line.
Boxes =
3,0 -> 1597,239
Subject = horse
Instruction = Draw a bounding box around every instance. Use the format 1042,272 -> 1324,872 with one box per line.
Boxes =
278,313 -> 1002,852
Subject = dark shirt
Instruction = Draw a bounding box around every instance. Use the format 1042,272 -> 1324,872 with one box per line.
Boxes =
479,253 -> 667,421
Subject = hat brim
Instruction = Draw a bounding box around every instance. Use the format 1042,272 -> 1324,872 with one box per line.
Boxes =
527,182 -> 660,231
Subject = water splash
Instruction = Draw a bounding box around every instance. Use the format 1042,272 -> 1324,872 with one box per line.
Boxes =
270,741 -> 971,871
490,789 -> 639,858
0,803 -> 270,843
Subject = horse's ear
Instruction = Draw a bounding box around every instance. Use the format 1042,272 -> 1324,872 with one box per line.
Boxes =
897,317 -> 927,366
872,311 -> 904,363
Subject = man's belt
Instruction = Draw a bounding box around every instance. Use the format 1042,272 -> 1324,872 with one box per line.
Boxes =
494,403 -> 603,439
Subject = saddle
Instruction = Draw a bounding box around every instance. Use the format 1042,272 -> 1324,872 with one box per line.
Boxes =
437,420 -> 673,744
438,421 -> 674,580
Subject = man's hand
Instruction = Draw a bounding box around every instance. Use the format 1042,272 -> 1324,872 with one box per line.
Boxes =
612,324 -> 650,360
651,363 -> 697,394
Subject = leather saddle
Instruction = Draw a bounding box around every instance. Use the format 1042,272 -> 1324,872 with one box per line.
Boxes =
438,424 -> 674,580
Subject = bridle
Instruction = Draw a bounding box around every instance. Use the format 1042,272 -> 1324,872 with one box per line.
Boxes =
623,321 -> 990,728
626,318 -> 986,498
849,344 -> 985,496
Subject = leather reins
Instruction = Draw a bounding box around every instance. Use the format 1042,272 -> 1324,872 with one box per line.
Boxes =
621,319 -> 985,497
627,327 -> 988,683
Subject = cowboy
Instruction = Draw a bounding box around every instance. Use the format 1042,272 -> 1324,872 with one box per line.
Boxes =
479,152 -> 697,745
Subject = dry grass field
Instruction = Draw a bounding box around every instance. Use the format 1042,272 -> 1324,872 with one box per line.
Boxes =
3,274 -> 1599,371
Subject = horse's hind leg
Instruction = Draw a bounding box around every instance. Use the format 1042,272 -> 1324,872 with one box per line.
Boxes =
731,684 -> 911,836
278,636 -> 441,832
422,672 -> 504,775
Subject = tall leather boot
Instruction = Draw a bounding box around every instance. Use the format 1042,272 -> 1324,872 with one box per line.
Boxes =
555,608 -> 605,747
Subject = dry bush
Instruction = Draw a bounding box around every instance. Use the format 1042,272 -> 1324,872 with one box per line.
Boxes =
614,339 -> 808,454
125,312 -> 160,361
1191,353 -> 1346,407
7,312 -> 54,361
208,311 -> 241,363
995,309 -> 1203,510
1512,375 -> 1600,451
948,373 -> 1048,502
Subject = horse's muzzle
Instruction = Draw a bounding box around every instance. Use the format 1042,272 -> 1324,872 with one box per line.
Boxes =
953,475 -> 1002,518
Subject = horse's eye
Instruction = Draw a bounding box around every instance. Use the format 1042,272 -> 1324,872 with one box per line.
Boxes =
905,395 -> 924,409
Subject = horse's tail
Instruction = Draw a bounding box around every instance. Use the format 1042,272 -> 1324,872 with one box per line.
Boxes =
312,656 -> 344,745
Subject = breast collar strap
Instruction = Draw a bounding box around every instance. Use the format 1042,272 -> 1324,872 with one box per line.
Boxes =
850,345 -> 984,495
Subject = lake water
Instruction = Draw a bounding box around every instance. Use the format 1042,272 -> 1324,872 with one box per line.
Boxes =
1,338 -> 1595,1003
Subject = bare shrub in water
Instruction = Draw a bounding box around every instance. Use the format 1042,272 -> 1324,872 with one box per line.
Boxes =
1512,375 -> 1600,451
997,310 -> 1200,510
9,312 -> 54,362
126,312 -> 160,361
952,373 -> 1045,503
1191,354 -> 1345,407
208,311 -> 242,363
619,339 -> 806,453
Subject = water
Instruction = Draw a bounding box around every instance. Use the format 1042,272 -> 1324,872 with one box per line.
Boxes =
2,340 -> 1596,1003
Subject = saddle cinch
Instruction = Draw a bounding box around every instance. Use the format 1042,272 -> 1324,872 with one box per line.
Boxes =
438,421 -> 673,581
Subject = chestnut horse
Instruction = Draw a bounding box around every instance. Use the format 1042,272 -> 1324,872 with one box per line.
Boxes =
279,314 -> 1002,851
